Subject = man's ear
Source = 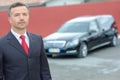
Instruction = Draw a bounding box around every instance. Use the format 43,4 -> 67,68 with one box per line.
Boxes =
8,17 -> 12,24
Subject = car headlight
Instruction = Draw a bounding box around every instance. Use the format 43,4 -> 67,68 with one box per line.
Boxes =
66,39 -> 79,48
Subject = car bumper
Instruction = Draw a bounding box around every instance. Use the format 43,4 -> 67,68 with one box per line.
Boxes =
45,47 -> 79,56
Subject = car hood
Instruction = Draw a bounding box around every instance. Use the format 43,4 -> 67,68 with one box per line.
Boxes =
44,32 -> 87,41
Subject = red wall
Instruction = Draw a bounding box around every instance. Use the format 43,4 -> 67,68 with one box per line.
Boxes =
0,1 -> 120,37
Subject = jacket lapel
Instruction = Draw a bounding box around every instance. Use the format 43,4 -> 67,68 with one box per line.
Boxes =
27,33 -> 34,57
7,32 -> 27,56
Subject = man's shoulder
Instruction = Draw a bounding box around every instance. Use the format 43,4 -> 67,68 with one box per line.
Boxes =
0,34 -> 8,41
28,32 -> 41,37
0,34 -> 8,45
28,32 -> 42,39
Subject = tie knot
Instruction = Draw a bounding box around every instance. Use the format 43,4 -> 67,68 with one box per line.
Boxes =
20,35 -> 25,40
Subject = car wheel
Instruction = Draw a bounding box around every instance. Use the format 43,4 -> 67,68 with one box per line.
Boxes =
78,42 -> 88,58
111,35 -> 118,47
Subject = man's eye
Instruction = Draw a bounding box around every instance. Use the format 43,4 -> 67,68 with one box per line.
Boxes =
14,14 -> 19,17
23,13 -> 28,16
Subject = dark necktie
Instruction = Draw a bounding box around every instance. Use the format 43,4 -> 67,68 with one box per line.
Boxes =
20,35 -> 29,55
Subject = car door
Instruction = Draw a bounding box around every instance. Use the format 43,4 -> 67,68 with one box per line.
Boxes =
97,16 -> 114,44
87,21 -> 102,50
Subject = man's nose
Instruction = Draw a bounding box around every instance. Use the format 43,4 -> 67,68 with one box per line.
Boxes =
19,14 -> 24,20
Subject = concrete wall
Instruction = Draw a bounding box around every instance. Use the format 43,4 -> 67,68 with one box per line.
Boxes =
0,1 -> 120,37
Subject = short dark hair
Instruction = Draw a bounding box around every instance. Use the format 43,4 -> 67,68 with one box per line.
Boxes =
8,2 -> 29,17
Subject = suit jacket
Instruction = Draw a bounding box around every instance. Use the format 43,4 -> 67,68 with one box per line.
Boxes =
0,31 -> 52,80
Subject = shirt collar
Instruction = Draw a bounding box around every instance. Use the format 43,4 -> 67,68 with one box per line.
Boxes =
11,29 -> 28,39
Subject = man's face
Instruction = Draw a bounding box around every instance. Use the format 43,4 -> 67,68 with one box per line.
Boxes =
9,6 -> 29,30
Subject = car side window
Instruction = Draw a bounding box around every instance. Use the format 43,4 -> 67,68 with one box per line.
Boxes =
89,21 -> 99,33
98,17 -> 114,31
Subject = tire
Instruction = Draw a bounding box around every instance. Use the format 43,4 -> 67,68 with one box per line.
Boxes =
111,35 -> 118,47
78,42 -> 88,58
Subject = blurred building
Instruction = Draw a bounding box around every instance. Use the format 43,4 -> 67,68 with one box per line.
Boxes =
0,0 -> 47,6
0,0 -> 47,10
0,0 -> 118,10
46,0 -> 119,7
46,0 -> 84,6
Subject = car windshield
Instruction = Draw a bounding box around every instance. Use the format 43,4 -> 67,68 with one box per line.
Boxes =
57,22 -> 89,33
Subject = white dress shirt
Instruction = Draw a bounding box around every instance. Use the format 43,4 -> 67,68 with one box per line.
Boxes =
11,29 -> 29,47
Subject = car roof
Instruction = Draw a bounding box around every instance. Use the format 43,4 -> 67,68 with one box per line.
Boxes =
66,15 -> 114,23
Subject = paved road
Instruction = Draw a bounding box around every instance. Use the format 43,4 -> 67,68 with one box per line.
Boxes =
47,40 -> 120,80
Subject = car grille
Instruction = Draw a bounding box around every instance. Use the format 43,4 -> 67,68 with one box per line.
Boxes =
45,41 -> 66,48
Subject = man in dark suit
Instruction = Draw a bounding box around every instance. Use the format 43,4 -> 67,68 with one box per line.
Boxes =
0,2 -> 52,80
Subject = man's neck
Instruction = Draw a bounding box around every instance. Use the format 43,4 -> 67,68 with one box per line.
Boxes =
11,28 -> 26,35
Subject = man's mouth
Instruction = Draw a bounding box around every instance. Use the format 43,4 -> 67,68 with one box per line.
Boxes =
18,22 -> 25,25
